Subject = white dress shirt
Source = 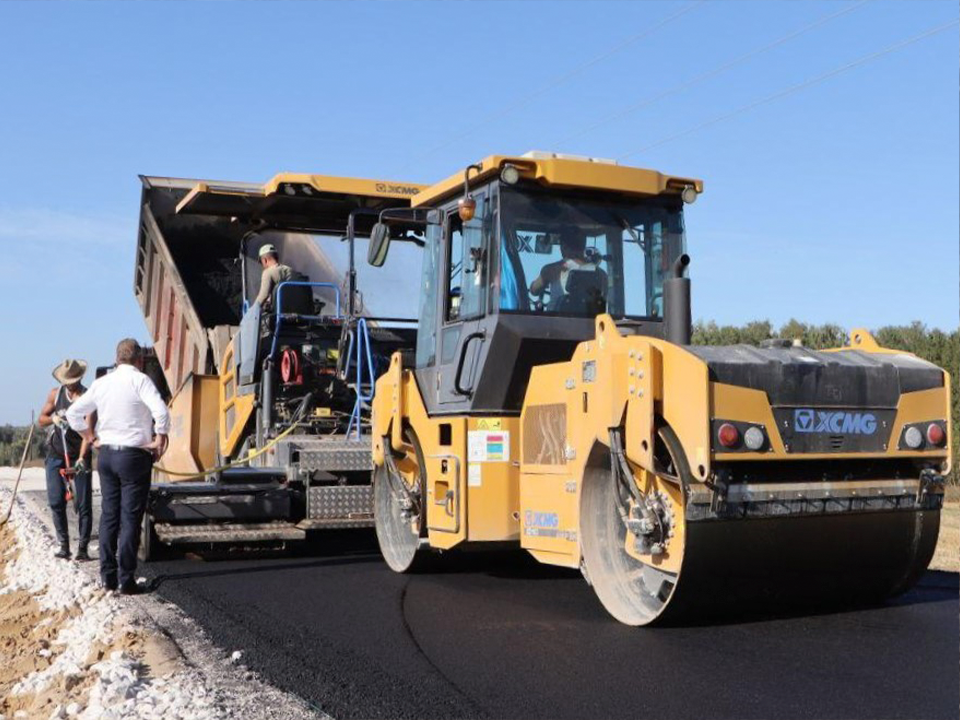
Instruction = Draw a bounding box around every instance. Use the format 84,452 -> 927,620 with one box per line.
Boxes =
66,363 -> 171,448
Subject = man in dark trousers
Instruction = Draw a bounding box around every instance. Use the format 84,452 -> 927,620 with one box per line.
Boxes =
67,339 -> 170,594
38,359 -> 96,560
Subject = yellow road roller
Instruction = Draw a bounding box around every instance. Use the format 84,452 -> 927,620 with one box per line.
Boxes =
365,151 -> 951,625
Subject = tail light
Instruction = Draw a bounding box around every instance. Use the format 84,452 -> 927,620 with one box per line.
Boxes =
717,423 -> 739,448
926,423 -> 946,447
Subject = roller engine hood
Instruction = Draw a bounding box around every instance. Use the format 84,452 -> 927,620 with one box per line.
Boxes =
686,345 -> 943,408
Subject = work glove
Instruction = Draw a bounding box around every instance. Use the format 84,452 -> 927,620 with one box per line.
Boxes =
73,458 -> 87,475
51,410 -> 67,428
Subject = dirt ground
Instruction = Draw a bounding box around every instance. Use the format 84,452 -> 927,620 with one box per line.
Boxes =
0,520 -> 182,717
930,489 -> 959,572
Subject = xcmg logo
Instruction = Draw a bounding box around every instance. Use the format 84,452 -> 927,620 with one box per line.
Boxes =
793,409 -> 878,435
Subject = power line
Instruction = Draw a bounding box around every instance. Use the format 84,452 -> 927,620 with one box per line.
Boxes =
553,0 -> 870,148
618,17 -> 959,161
397,1 -> 705,172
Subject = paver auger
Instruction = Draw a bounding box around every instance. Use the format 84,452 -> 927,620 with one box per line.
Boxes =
366,151 -> 951,625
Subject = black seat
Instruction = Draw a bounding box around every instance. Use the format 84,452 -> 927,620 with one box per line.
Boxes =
557,269 -> 606,316
274,270 -> 315,315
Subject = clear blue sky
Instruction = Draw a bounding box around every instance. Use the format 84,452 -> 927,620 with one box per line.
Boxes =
0,1 -> 956,424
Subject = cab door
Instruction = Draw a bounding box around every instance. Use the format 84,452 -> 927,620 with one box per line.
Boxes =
436,191 -> 490,408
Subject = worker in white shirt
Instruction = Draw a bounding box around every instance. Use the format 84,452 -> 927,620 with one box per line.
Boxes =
67,338 -> 170,595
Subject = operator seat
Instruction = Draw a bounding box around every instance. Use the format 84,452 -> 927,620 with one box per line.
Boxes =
273,269 -> 316,316
557,268 -> 606,316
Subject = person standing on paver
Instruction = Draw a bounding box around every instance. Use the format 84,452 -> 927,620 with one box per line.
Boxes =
67,339 -> 170,594
38,359 -> 96,561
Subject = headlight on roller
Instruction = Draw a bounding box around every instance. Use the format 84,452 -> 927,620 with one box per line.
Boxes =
743,426 -> 766,451
903,426 -> 924,449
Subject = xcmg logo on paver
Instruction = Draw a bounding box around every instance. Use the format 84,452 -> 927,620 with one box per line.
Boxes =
794,409 -> 878,435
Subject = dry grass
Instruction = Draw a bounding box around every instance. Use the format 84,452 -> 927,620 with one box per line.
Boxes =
930,499 -> 959,573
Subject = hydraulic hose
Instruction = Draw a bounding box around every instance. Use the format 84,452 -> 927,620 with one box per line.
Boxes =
153,393 -> 315,481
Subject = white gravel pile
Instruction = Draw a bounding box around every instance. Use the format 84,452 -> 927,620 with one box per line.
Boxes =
71,651 -> 220,720
0,489 -> 223,719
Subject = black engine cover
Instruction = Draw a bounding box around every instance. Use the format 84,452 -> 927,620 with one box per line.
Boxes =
686,345 -> 943,408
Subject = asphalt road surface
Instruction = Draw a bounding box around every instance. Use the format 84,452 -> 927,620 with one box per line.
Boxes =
136,532 -> 959,720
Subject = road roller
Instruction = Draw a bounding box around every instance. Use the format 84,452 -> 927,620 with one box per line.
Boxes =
365,151 -> 951,625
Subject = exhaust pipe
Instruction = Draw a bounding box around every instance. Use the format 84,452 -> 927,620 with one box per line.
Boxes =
664,254 -> 691,346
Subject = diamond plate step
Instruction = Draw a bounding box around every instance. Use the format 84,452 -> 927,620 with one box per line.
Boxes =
280,437 -> 374,473
307,485 -> 374,520
155,522 -> 306,544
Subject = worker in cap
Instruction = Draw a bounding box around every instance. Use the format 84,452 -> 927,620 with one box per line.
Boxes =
254,243 -> 294,313
253,243 -> 313,315
38,359 -> 96,561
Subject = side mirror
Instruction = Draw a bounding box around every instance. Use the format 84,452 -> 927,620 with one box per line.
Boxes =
368,223 -> 391,267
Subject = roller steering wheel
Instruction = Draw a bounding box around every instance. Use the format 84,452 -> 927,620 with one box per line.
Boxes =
531,285 -> 551,313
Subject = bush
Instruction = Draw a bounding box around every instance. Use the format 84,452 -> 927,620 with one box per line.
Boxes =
0,424 -> 46,467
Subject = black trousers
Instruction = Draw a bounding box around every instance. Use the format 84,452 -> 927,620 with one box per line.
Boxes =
98,446 -> 152,587
44,456 -> 93,549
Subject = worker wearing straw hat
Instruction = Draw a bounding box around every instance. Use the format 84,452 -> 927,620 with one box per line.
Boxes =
38,359 -> 96,561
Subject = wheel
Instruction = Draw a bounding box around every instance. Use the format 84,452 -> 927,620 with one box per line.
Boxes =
374,428 -> 425,573
138,511 -> 159,562
579,425 -> 688,626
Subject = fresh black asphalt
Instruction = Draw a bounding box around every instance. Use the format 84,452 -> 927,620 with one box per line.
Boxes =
141,532 -> 960,720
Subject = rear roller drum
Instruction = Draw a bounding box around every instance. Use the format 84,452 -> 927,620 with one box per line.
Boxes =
374,428 -> 425,573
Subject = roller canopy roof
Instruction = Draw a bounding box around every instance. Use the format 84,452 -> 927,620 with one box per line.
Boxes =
412,151 -> 703,208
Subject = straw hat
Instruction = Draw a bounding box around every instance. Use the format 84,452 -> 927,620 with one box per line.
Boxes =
52,359 -> 87,385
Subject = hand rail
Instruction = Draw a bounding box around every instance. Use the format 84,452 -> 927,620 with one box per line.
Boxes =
346,318 -> 376,439
268,281 -> 341,359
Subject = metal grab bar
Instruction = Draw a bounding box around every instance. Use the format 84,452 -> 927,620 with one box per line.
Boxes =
346,318 -> 376,439
268,281 -> 342,359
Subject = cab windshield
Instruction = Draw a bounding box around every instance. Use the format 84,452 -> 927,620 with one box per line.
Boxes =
498,185 -> 686,318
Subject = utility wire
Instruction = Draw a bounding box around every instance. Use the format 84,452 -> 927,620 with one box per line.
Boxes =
553,0 -> 870,148
397,1 -> 704,172
618,17 -> 959,161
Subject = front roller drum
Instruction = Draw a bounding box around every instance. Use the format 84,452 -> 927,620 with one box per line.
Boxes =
374,429 -> 425,573
580,426 -> 941,626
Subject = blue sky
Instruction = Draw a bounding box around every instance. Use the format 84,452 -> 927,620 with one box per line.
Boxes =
0,1 -> 956,423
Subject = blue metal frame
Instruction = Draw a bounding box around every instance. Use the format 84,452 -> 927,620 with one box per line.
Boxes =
346,318 -> 375,439
268,281 -> 342,359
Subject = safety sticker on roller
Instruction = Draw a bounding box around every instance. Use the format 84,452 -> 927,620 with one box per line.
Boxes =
468,431 -> 510,463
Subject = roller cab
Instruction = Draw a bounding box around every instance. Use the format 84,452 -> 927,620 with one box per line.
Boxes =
368,151 -> 950,625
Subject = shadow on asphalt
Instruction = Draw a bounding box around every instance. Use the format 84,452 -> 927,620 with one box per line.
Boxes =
144,553 -> 384,591
143,529 -> 958,628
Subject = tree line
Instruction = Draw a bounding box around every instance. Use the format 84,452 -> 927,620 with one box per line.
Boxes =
0,424 -> 46,467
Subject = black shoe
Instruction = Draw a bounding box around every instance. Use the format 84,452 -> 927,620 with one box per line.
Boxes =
53,545 -> 71,560
75,548 -> 92,562
102,579 -> 118,592
119,582 -> 147,596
